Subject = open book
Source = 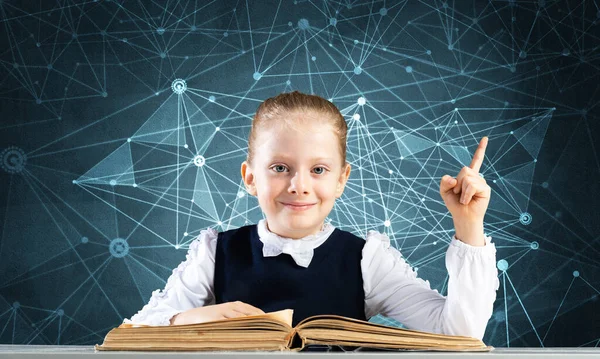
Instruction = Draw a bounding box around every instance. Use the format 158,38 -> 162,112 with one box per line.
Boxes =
95,309 -> 492,352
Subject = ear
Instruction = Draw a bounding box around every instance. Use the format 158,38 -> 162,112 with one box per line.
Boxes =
241,161 -> 257,196
335,163 -> 351,198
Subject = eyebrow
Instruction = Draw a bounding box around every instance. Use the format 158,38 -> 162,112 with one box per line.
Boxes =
269,155 -> 335,163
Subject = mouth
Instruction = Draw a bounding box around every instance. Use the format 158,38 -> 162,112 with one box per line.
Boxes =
281,202 -> 316,211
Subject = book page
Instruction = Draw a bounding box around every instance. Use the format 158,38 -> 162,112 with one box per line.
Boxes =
118,309 -> 293,329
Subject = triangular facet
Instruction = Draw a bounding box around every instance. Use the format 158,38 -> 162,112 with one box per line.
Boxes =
76,142 -> 135,185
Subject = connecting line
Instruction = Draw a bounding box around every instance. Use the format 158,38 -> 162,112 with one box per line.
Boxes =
505,272 -> 544,347
542,277 -> 575,343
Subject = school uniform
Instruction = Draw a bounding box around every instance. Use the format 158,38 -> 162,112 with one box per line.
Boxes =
124,219 -> 498,340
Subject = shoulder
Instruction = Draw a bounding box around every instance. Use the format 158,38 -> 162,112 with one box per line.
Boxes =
218,224 -> 256,238
187,227 -> 219,261
330,228 -> 367,249
361,230 -> 405,263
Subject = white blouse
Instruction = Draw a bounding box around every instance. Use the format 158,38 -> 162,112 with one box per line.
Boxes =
125,220 -> 499,340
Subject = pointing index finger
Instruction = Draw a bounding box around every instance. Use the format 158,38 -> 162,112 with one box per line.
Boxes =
469,137 -> 488,173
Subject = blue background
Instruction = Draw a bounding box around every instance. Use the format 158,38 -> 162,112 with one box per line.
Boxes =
0,0 -> 599,347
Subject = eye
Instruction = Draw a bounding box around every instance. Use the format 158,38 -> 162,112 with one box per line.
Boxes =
272,165 -> 288,173
313,167 -> 327,175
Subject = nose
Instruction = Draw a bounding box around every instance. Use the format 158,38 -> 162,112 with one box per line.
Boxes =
288,171 -> 310,195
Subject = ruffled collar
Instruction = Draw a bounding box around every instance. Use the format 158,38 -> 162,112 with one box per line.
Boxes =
256,219 -> 335,268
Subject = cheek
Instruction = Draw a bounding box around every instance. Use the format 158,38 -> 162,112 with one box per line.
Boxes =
256,176 -> 285,199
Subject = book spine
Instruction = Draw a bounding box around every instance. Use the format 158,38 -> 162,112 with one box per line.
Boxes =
284,327 -> 298,349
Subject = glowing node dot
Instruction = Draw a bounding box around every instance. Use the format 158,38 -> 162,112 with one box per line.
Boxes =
102,92 -> 107,97
253,72 -> 262,80
171,79 -> 187,94
298,18 -> 310,30
127,138 -> 131,142
400,156 -> 404,160
109,180 -> 116,186
384,220 -> 391,227
354,66 -> 362,75
494,311 -> 505,322
286,80 -> 291,85
191,25 -> 197,31
215,127 -> 220,131
184,144 -> 188,148
56,309 -> 64,316
160,52 -> 166,58
497,259 -> 508,271
519,212 -> 532,225
223,31 -> 228,37
451,99 -> 456,104
426,50 -> 431,55
175,245 -> 180,249
311,56 -> 316,61
573,270 -> 579,277
448,44 -> 454,50
194,155 -> 206,167
81,236 -> 88,244
1,147 -> 27,174
133,183 -> 137,188
357,97 -> 366,106
379,7 -> 388,16
157,27 -> 165,35
184,232 -> 188,236
388,170 -> 393,174
530,241 -> 539,250
354,39 -> 359,44
217,221 -> 222,226
109,238 -> 129,258
329,18 -> 337,26
405,66 -> 413,73
353,113 -> 361,121
237,191 -> 245,198
209,95 -> 215,102
454,120 -> 458,124
542,182 -> 549,188
13,302 -> 20,309
519,51 -> 527,58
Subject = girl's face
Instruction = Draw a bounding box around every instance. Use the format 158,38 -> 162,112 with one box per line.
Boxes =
241,111 -> 351,239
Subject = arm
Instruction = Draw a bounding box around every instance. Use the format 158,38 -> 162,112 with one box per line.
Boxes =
123,228 -> 218,326
362,230 -> 499,340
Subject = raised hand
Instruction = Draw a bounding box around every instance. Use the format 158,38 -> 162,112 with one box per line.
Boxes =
169,301 -> 265,325
439,137 -> 491,246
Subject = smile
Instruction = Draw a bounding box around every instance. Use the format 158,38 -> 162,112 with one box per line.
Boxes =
281,202 -> 316,211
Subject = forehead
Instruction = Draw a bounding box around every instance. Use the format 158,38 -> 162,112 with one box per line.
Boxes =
254,115 -> 341,162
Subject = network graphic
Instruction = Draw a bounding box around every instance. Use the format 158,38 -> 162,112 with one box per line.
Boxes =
0,0 -> 599,348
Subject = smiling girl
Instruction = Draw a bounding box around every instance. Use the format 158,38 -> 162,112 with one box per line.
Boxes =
124,91 -> 499,340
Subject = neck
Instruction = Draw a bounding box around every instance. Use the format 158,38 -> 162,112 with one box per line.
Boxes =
265,220 -> 325,239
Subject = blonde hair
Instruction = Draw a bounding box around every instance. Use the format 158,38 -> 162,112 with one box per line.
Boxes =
247,91 -> 348,166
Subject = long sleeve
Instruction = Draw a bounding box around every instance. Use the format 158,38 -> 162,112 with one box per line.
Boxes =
123,228 -> 218,326
362,231 -> 499,340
